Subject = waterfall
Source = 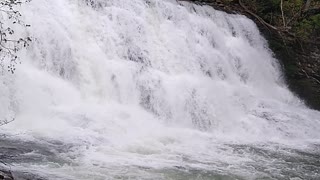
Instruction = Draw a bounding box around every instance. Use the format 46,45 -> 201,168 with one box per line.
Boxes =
0,0 -> 319,179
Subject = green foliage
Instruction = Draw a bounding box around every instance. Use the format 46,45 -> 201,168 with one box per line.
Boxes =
295,14 -> 320,39
242,0 -> 320,41
241,0 -> 283,24
256,0 -> 281,24
283,0 -> 304,11
283,0 -> 304,20
221,0 -> 236,4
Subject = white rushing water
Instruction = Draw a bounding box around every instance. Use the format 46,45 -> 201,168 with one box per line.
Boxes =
1,0 -> 320,179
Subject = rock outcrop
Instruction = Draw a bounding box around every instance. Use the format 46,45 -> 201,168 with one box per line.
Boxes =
0,170 -> 13,180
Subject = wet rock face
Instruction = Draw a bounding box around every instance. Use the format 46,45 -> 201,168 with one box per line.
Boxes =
271,38 -> 320,110
0,170 -> 13,180
181,0 -> 320,110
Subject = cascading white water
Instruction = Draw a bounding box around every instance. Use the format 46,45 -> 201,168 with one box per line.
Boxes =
1,0 -> 320,179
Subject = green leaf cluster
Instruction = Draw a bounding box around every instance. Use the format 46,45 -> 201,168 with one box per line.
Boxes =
242,0 -> 320,41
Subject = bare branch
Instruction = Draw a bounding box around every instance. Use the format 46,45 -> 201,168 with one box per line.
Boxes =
238,0 -> 278,31
0,0 -> 32,74
280,0 -> 286,28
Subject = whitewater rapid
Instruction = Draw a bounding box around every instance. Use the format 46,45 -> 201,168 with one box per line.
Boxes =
1,0 -> 320,179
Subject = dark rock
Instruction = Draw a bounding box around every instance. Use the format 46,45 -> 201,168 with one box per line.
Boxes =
0,170 -> 14,180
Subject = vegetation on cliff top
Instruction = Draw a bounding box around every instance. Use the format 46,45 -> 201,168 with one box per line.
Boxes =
238,0 -> 320,42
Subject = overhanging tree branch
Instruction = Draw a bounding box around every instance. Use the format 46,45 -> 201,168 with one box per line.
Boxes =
0,0 -> 32,74
238,0 -> 278,31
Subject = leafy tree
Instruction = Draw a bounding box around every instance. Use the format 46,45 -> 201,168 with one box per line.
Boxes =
238,0 -> 320,41
0,0 -> 32,74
